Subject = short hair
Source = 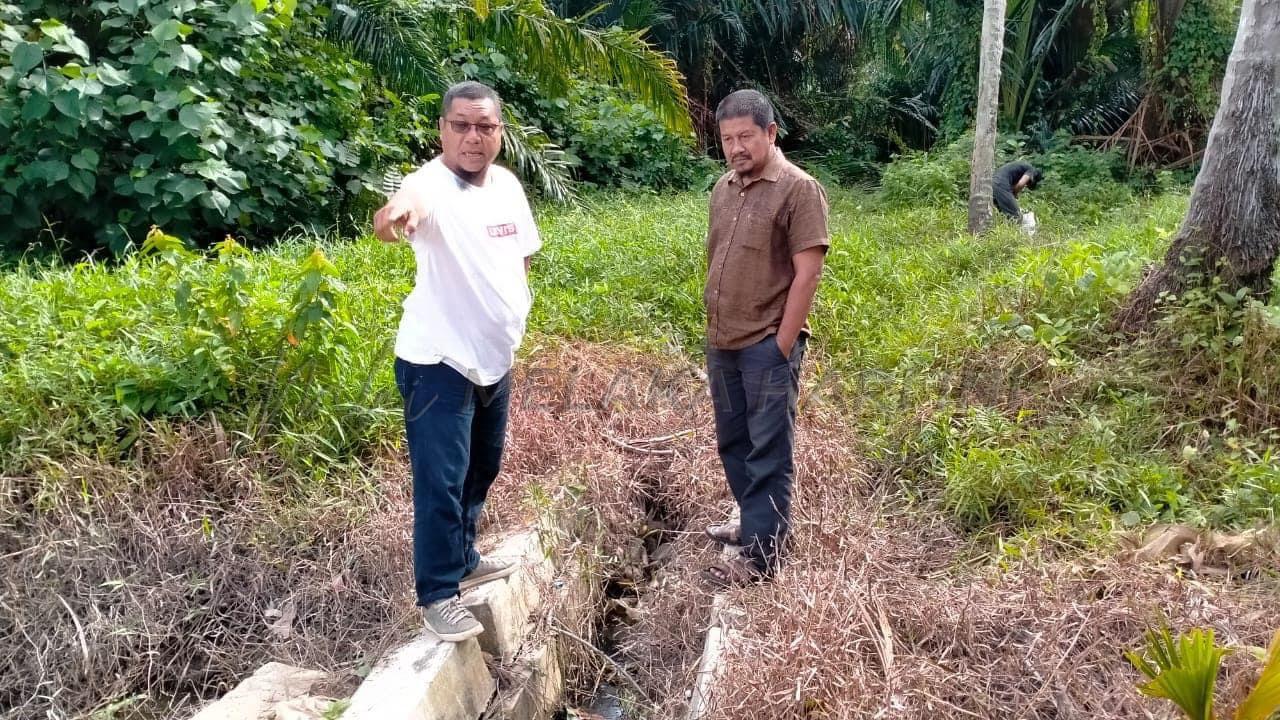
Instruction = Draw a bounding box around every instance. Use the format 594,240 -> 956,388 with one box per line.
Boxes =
715,89 -> 775,130
1025,167 -> 1044,190
442,81 -> 502,115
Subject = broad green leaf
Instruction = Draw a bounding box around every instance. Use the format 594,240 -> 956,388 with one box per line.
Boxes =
174,45 -> 202,71
172,177 -> 206,202
96,64 -> 128,87
67,169 -> 94,197
1235,631 -> 1280,720
152,19 -> 183,42
114,94 -> 143,115
227,1 -> 259,28
52,113 -> 79,137
70,148 -> 100,171
59,63 -> 83,79
218,57 -> 242,75
133,172 -> 162,196
51,91 -> 81,118
153,90 -> 183,111
39,19 -> 89,59
25,159 -> 70,184
68,77 -> 104,98
128,120 -> 154,140
21,92 -> 51,121
178,103 -> 209,132
11,42 -> 43,75
204,189 -> 230,214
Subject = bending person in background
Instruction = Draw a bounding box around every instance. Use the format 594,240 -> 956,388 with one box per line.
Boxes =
373,80 -> 540,643
993,161 -> 1043,222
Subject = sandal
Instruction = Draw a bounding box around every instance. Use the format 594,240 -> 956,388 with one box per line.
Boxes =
700,553 -> 766,588
704,521 -> 741,546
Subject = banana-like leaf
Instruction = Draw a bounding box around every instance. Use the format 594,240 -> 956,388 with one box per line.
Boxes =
1234,631 -> 1280,720
1126,627 -> 1227,720
499,112 -> 576,202
330,0 -> 690,136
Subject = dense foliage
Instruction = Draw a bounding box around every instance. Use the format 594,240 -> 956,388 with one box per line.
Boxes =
5,185 -> 1280,530
552,0 -> 1240,179
0,0 -> 696,257
0,1 -> 392,254
454,44 -> 710,189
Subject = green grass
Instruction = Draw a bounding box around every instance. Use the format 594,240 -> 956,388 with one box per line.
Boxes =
4,187 -> 1279,535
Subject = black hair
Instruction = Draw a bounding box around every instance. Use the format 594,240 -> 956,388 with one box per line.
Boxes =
442,81 -> 502,114
715,89 -> 775,130
1025,167 -> 1044,190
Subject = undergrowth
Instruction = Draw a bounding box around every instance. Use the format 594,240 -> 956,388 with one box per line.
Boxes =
4,188 -> 1280,535
4,182 -> 1280,717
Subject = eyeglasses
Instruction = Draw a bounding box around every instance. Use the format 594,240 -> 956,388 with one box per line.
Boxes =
445,120 -> 502,137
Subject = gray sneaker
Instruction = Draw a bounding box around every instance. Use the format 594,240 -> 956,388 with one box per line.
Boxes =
459,556 -> 518,592
422,596 -> 482,642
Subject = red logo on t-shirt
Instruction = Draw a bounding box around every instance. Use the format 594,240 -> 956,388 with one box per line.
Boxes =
487,223 -> 517,238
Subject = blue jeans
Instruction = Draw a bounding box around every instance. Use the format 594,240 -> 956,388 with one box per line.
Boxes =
395,358 -> 510,606
706,334 -> 805,573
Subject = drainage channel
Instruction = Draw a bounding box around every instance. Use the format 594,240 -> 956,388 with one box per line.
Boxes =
186,470 -> 719,720
554,465 -> 703,720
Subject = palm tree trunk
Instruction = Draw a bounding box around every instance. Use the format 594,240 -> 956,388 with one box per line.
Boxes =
1114,0 -> 1280,332
969,0 -> 1008,234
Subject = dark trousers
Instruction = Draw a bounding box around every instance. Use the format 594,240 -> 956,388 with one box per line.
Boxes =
394,358 -> 510,606
707,334 -> 805,572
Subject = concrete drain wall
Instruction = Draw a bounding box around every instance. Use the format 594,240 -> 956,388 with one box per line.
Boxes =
188,530 -> 564,720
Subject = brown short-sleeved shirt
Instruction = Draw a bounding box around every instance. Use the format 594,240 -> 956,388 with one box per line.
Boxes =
704,150 -> 830,350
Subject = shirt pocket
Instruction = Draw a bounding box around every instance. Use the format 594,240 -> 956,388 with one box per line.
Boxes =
739,211 -> 776,251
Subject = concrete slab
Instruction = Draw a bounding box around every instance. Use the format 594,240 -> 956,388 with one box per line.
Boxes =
343,634 -> 494,720
495,643 -> 563,720
463,531 -> 554,662
190,663 -> 327,720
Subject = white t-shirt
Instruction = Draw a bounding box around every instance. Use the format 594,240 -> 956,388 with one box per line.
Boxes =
393,158 -> 541,385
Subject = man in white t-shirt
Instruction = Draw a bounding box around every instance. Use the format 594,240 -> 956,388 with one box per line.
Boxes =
373,81 -> 541,643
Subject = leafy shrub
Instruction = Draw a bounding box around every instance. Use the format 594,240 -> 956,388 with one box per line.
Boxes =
1026,136 -> 1135,220
0,225 -> 395,475
558,83 -> 709,189
789,71 -> 932,184
879,135 -> 972,205
454,45 -> 705,190
1158,0 -> 1237,126
0,0 -> 384,256
878,132 -> 1137,219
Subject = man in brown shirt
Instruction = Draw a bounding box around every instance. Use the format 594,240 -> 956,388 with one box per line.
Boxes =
701,89 -> 829,587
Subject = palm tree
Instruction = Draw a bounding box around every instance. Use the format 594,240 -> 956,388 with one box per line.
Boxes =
326,0 -> 691,197
1114,0 -> 1279,330
969,0 -> 1006,234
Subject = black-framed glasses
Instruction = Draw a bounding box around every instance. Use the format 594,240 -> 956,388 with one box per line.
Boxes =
445,120 -> 502,137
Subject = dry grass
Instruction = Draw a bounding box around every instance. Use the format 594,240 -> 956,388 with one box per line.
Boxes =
4,341 -> 1277,719
1,425 -> 419,719
502,343 -> 1280,720
701,494 -> 1280,720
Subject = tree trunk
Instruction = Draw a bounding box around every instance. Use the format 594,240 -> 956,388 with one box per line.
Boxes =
969,0 -> 1007,234
1115,0 -> 1280,332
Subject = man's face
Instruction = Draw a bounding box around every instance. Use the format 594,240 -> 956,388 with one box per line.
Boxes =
719,115 -> 777,177
439,97 -> 503,176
